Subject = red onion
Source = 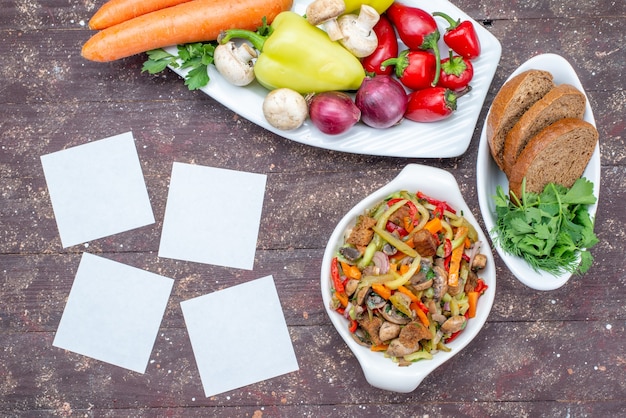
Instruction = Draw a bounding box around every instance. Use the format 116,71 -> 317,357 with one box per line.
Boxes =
308,91 -> 361,135
355,75 -> 408,128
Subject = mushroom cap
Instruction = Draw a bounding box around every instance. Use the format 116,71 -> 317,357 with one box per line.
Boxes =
306,0 -> 346,25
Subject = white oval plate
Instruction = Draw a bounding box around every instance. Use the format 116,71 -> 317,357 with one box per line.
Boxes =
167,0 -> 502,158
476,53 -> 601,291
320,164 -> 496,393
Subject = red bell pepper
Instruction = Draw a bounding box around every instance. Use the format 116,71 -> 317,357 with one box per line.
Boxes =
404,86 -> 471,123
361,14 -> 398,76
432,11 -> 481,59
386,2 -> 442,86
331,257 -> 345,293
442,238 -> 452,258
474,278 -> 488,294
381,49 -> 437,91
437,51 -> 474,91
349,318 -> 358,333
416,191 -> 457,215
386,220 -> 408,237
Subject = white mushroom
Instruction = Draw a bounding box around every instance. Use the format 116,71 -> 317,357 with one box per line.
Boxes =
306,0 -> 346,41
213,41 -> 257,86
262,88 -> 308,131
379,321 -> 401,341
440,315 -> 467,334
337,5 -> 380,57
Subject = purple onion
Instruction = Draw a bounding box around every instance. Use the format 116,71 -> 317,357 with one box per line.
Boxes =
355,75 -> 408,128
308,91 -> 361,135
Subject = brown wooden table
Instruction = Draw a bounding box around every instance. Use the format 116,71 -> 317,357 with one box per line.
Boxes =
2,1 -> 625,416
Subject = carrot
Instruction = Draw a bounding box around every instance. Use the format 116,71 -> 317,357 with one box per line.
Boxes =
448,226 -> 468,287
340,261 -> 361,280
403,216 -> 414,233
447,244 -> 464,287
372,283 -> 391,300
423,217 -> 442,235
371,344 -> 390,352
467,291 -> 479,318
335,291 -> 349,308
82,0 -> 294,62
398,263 -> 411,276
89,0 -> 193,30
412,302 -> 430,327
397,285 -> 418,302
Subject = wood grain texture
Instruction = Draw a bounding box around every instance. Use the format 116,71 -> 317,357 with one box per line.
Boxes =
1,0 -> 625,415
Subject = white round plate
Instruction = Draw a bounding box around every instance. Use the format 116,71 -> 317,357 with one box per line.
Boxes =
476,53 -> 601,291
167,0 -> 502,158
320,164 -> 496,392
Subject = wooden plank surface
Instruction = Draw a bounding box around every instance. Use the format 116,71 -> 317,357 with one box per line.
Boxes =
1,0 -> 625,416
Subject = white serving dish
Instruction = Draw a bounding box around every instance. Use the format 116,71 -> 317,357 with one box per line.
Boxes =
476,53 -> 601,291
320,163 -> 496,392
166,0 -> 502,158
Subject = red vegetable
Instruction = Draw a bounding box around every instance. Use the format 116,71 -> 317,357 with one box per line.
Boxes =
416,191 -> 457,215
361,14 -> 398,76
438,51 -> 474,91
381,50 -> 437,91
474,278 -> 488,294
386,2 -> 442,86
349,318 -> 358,333
308,91 -> 361,135
331,257 -> 345,293
404,86 -> 471,123
355,75 -> 408,128
432,11 -> 481,59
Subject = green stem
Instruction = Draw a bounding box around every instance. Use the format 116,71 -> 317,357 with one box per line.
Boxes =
219,29 -> 267,51
432,11 -> 460,29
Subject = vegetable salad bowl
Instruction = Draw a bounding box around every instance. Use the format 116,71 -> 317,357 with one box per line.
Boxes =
320,164 -> 496,393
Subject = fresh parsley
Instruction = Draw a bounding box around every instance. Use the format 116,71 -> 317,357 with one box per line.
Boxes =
142,42 -> 217,90
492,177 -> 599,276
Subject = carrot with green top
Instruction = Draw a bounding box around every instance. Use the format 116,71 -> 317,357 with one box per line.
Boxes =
82,0 -> 293,62
89,0 -> 194,30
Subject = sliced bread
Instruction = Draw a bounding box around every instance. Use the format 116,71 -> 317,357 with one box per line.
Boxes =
508,118 -> 598,199
502,83 -> 586,174
487,69 -> 554,171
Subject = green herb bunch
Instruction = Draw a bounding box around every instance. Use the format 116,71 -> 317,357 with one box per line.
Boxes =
142,42 -> 217,90
492,177 -> 599,275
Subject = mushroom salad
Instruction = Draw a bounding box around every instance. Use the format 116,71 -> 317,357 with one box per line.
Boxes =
329,190 -> 489,366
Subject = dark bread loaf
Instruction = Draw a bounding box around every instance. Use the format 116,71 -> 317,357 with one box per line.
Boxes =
508,118 -> 598,199
502,83 -> 586,174
486,69 -> 554,171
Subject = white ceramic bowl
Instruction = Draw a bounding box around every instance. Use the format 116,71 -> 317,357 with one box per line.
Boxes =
320,164 -> 496,392
476,53 -> 600,291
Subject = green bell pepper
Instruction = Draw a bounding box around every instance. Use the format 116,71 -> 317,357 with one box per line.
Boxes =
219,11 -> 365,94
344,0 -> 395,14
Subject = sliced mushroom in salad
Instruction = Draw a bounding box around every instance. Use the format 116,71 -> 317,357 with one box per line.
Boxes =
329,190 -> 489,366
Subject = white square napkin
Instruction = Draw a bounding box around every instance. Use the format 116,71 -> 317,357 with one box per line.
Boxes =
53,253 -> 174,373
181,276 -> 299,397
40,132 -> 155,247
